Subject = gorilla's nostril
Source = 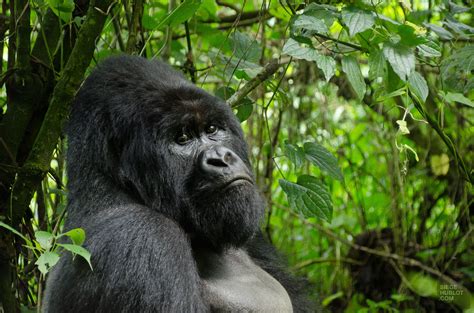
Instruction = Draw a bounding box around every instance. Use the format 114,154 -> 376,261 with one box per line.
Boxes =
207,158 -> 228,167
223,152 -> 233,163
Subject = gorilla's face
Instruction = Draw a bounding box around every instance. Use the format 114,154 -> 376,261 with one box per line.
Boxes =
127,88 -> 265,250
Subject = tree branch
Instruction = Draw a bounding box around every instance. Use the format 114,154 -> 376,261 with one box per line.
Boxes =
227,57 -> 290,108
9,0 -> 114,226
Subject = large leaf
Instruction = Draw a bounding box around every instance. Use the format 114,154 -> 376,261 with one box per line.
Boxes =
47,0 -> 74,22
417,41 -> 442,57
292,14 -> 328,34
280,175 -> 333,222
36,251 -> 60,275
341,55 -> 366,100
440,91 -> 474,108
35,231 -> 54,251
282,38 -> 320,61
231,32 -> 262,63
235,98 -> 254,122
408,71 -> 429,103
284,142 -> 305,168
60,228 -> 86,246
383,42 -> 415,81
303,142 -> 344,182
341,8 -> 375,37
58,244 -> 93,270
315,54 -> 336,82
153,0 -> 201,30
368,49 -> 386,80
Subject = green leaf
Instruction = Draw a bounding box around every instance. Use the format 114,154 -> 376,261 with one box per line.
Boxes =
292,14 -> 329,33
303,4 -> 336,28
406,272 -> 439,297
315,54 -> 336,82
284,142 -> 305,168
35,251 -> 60,275
397,24 -> 426,47
341,8 -> 375,37
35,231 -> 54,251
383,42 -> 415,81
142,14 -> 160,30
152,0 -> 201,30
58,244 -> 93,270
47,0 -> 74,22
417,41 -> 441,57
303,142 -> 344,182
368,49 -> 386,80
215,87 -> 235,100
425,23 -> 453,40
234,98 -> 253,122
0,221 -> 29,242
231,32 -> 262,63
279,175 -> 333,222
441,92 -> 474,108
408,71 -> 429,103
60,228 -> 86,246
341,55 -> 366,100
282,38 -> 319,61
376,88 -> 406,102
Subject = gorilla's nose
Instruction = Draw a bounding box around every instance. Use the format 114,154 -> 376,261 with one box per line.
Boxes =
199,146 -> 247,179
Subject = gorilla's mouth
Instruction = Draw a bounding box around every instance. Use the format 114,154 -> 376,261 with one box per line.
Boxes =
224,175 -> 253,188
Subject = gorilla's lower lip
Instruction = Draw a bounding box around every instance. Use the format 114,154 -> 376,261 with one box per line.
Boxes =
224,176 -> 253,188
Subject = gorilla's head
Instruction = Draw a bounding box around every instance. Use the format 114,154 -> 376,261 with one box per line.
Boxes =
67,56 -> 265,250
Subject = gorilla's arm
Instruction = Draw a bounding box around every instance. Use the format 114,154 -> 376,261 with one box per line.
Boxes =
246,232 -> 318,313
44,205 -> 208,313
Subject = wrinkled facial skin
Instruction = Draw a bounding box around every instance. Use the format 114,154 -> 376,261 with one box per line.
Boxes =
111,91 -> 265,251
156,97 -> 265,250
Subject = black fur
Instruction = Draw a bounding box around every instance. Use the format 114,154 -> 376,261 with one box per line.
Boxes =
43,55 -> 315,312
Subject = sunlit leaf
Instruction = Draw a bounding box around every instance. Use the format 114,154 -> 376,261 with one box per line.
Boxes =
35,231 -> 54,251
60,228 -> 86,246
383,42 -> 415,81
282,38 -> 319,61
284,142 -> 305,168
303,142 -> 344,182
35,251 -> 60,275
58,244 -> 93,270
341,8 -> 375,37
280,175 -> 333,222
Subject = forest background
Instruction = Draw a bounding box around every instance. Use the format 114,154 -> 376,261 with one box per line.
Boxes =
0,0 -> 473,312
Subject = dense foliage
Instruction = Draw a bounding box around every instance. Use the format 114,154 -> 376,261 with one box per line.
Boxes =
0,0 -> 472,312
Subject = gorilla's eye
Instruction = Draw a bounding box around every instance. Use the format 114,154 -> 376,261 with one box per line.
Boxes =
205,125 -> 218,134
176,133 -> 190,145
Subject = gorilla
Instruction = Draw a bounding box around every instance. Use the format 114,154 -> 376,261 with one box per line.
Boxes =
43,55 -> 314,312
